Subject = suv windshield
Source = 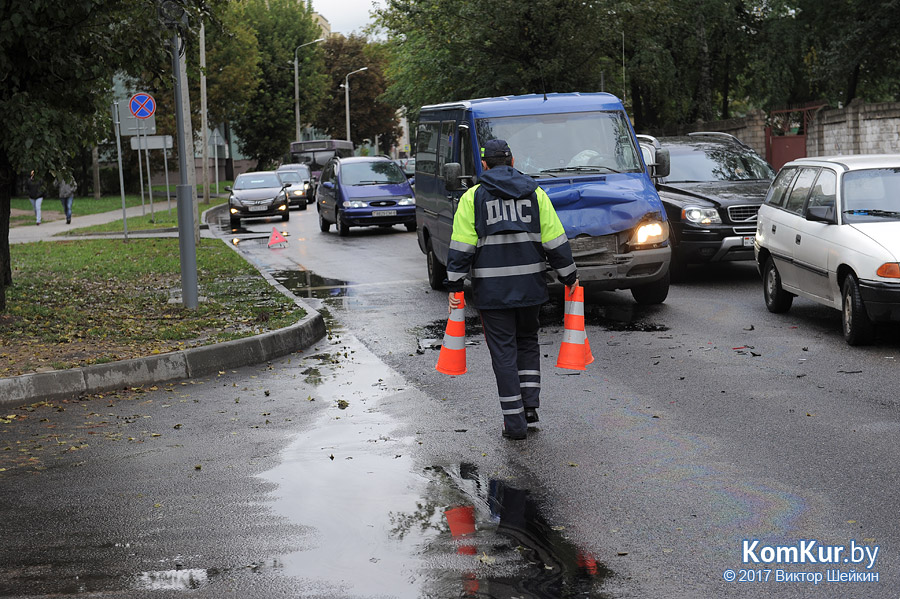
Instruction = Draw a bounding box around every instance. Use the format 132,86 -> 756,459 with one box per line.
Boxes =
341,161 -> 408,185
234,173 -> 281,190
842,168 -> 900,223
668,144 -> 775,182
475,111 -> 643,176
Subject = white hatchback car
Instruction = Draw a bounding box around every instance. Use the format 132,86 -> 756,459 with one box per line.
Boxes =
755,155 -> 900,345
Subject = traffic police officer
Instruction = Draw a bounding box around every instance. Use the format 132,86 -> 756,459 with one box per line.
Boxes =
445,139 -> 578,440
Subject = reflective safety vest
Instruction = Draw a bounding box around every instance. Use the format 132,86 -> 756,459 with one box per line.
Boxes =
445,167 -> 577,309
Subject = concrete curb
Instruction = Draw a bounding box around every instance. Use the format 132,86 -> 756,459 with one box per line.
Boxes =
0,205 -> 327,408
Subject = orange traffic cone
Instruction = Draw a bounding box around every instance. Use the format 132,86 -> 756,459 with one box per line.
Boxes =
556,285 -> 591,370
436,291 -> 467,375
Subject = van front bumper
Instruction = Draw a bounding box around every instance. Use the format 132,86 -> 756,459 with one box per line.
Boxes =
548,245 -> 671,291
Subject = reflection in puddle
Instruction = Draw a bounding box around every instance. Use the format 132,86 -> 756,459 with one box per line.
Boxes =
135,568 -> 208,590
260,334 -> 608,597
272,269 -> 351,299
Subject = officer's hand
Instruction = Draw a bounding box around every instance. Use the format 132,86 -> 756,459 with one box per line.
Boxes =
448,292 -> 461,313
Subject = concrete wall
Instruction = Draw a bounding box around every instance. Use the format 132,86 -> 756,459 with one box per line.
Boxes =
808,99 -> 900,156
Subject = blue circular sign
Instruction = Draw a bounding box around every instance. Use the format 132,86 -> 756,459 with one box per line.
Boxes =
129,93 -> 156,119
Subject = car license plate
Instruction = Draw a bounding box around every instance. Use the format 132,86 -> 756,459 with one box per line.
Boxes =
249,205 -> 267,212
373,210 -> 397,216
742,235 -> 755,247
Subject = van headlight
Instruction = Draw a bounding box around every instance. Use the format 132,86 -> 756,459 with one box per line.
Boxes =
630,220 -> 669,246
397,196 -> 415,206
682,206 -> 721,225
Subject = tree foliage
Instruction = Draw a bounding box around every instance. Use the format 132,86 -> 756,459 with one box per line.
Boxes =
315,36 -> 402,153
0,0 -> 215,312
229,0 -> 326,168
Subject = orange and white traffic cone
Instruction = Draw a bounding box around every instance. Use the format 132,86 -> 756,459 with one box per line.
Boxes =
556,285 -> 591,370
436,291 -> 467,375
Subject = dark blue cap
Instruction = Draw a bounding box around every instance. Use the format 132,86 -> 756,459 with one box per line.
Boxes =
481,139 -> 512,159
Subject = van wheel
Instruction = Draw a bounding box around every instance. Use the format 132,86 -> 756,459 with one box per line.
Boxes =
763,257 -> 793,313
631,271 -> 669,305
336,210 -> 350,237
842,274 -> 874,345
427,247 -> 446,290
318,207 -> 330,232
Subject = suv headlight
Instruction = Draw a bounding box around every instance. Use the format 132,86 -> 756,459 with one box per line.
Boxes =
630,219 -> 669,246
682,206 -> 722,225
343,200 -> 367,208
397,196 -> 415,206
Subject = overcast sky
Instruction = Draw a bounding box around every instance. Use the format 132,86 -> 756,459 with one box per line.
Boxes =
311,0 -> 387,37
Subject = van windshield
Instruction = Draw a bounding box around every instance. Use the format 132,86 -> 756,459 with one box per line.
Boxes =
475,111 -> 643,176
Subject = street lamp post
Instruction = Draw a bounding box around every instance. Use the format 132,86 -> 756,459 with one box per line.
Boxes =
344,66 -> 368,142
294,38 -> 325,142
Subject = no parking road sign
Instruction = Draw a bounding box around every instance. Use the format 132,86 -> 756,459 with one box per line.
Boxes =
129,93 -> 156,119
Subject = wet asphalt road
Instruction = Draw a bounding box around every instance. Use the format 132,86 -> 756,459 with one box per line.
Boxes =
3,206 -> 900,598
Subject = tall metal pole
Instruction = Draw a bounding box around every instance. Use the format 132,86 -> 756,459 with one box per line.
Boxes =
172,31 -> 198,309
111,101 -> 129,241
142,123 -> 155,223
136,119 -> 146,215
294,38 -> 324,143
200,21 -> 210,205
344,66 -> 368,143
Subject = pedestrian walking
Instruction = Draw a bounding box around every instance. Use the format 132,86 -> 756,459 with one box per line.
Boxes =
445,139 -> 579,440
24,170 -> 44,225
57,175 -> 77,224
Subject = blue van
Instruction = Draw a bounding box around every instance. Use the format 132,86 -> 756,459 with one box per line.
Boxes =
414,93 -> 673,304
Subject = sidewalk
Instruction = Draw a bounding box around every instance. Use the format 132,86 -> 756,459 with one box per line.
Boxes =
2,205 -> 326,407
9,202 -> 214,244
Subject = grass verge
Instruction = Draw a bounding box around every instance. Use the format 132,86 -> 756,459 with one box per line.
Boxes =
66,197 -> 228,234
1,237 -> 303,377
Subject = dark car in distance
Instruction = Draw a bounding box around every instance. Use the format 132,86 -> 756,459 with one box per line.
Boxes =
226,171 -> 290,229
276,163 -> 313,207
639,132 -> 775,281
316,156 -> 416,236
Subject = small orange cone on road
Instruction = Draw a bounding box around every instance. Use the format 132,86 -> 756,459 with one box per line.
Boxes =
267,227 -> 287,247
556,285 -> 591,370
436,291 -> 467,375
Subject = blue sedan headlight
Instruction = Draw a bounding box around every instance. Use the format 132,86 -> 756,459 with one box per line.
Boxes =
343,200 -> 367,208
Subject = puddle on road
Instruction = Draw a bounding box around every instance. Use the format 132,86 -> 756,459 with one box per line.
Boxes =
258,332 -> 608,597
272,269 -> 351,299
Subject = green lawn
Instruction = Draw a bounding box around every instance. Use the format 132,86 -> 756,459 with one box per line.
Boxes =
3,237 -> 302,377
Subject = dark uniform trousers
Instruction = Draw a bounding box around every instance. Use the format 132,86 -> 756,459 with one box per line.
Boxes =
479,305 -> 542,436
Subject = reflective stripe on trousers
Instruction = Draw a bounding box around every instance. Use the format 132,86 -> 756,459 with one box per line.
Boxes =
479,304 -> 541,436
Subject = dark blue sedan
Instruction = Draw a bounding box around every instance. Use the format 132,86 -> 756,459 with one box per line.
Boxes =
316,156 -> 416,236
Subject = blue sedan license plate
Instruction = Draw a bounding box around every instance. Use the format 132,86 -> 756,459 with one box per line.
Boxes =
373,210 -> 397,216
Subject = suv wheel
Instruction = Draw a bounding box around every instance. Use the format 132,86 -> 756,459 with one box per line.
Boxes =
336,210 -> 350,237
427,246 -> 446,291
318,206 -> 330,232
842,274 -> 874,345
631,271 -> 669,305
763,257 -> 793,313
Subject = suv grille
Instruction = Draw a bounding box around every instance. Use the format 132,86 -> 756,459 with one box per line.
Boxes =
569,234 -> 620,266
727,205 -> 759,223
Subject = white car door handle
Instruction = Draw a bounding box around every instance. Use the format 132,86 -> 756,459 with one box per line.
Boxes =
795,234 -> 802,244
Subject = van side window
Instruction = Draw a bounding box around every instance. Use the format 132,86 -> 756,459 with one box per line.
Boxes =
784,168 -> 818,214
765,167 -> 796,207
416,122 -> 439,175
459,126 -> 475,178
439,121 -> 454,177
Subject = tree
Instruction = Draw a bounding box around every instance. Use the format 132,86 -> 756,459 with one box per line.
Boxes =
316,36 -> 402,153
230,0 -> 326,169
0,0 -> 214,313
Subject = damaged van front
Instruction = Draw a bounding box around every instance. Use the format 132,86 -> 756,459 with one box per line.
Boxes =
415,93 -> 672,304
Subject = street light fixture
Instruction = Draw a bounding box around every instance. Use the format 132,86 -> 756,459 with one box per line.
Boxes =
294,37 -> 325,142
344,67 -> 368,142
